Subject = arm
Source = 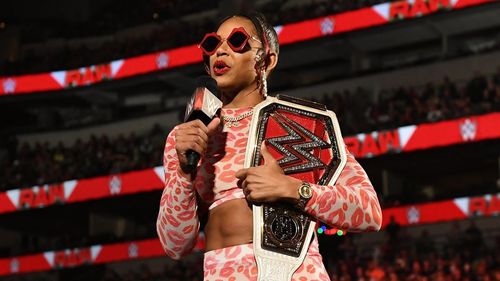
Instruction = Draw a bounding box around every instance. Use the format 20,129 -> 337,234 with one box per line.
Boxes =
236,144 -> 382,233
156,127 -> 200,259
304,148 -> 382,232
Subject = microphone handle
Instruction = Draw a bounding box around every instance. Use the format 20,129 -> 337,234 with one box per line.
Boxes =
185,149 -> 200,172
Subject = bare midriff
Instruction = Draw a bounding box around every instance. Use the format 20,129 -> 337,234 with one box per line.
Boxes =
204,198 -> 253,251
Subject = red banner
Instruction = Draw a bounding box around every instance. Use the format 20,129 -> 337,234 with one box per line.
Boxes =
0,0 -> 492,96
0,112 -> 498,215
320,192 -> 500,235
0,167 -> 164,214
0,237 -> 205,277
382,193 -> 500,227
345,113 -> 500,158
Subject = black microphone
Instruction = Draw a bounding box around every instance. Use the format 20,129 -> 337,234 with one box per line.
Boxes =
183,76 -> 222,172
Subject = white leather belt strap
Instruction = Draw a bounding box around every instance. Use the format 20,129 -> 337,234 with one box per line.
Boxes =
253,205 -> 317,281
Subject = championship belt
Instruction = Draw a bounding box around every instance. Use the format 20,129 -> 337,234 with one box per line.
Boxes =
244,95 -> 347,281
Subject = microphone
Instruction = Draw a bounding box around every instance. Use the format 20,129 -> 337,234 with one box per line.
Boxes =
183,76 -> 222,172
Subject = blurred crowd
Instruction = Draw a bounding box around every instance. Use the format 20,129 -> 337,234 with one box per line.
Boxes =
98,220 -> 500,281
5,218 -> 498,281
13,219 -> 497,281
0,124 -> 169,191
263,0 -> 398,25
1,0 -> 398,76
1,69 -> 500,192
320,219 -> 500,281
317,69 -> 500,135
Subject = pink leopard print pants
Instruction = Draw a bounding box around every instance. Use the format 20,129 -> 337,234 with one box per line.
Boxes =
203,239 -> 330,281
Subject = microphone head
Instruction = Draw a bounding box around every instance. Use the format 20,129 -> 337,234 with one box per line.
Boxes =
184,76 -> 222,124
196,76 -> 218,98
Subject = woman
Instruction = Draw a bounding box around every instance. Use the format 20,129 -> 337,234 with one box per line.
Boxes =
156,13 -> 382,281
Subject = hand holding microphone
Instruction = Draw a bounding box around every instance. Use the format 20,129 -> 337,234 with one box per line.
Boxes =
175,76 -> 222,174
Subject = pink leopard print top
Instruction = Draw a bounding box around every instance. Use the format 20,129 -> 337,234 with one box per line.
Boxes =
157,107 -> 382,259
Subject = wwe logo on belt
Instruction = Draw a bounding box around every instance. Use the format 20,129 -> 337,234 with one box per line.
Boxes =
267,112 -> 330,174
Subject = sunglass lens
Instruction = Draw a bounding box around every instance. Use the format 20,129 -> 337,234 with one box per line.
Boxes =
201,36 -> 220,53
228,31 -> 248,49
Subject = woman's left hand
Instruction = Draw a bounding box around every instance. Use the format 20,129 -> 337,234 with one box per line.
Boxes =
235,142 -> 302,204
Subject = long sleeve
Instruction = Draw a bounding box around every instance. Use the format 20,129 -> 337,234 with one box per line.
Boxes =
304,148 -> 382,232
156,127 -> 200,259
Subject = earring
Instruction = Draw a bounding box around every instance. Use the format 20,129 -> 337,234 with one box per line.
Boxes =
261,69 -> 268,98
255,53 -> 262,63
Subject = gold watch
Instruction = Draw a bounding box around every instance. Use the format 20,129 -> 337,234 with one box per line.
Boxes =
296,181 -> 312,209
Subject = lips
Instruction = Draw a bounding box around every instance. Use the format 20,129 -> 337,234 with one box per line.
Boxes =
213,60 -> 230,75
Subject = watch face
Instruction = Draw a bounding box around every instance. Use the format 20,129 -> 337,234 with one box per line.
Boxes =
300,184 -> 312,199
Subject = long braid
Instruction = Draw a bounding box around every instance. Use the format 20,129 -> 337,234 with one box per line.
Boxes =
248,13 -> 277,98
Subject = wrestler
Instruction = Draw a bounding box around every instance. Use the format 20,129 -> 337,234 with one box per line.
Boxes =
156,12 -> 382,281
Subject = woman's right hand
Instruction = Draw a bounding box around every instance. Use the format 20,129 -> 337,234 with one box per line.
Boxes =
174,118 -> 221,176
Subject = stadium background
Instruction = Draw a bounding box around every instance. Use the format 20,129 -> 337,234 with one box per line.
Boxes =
0,0 -> 500,280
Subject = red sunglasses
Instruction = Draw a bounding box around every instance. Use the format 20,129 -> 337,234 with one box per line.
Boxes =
199,27 -> 262,56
